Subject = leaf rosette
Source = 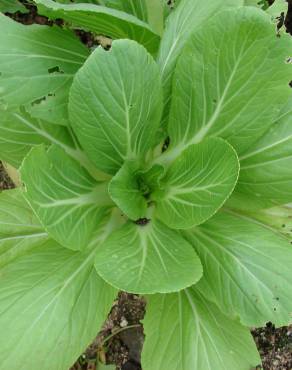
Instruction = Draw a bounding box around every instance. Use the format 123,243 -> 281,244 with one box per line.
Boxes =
1,1 -> 292,369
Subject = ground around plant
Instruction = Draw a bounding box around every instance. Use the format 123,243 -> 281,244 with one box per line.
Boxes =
2,0 -> 292,368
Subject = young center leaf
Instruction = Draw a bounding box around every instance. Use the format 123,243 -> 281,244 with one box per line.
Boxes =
0,239 -> 117,370
69,39 -> 163,175
95,219 -> 202,294
154,138 -> 239,229
0,14 -> 89,124
228,95 -> 292,210
109,161 -> 148,220
21,145 -> 113,250
35,0 -> 160,55
109,161 -> 165,221
167,6 -> 292,154
142,289 -> 260,370
0,189 -> 48,267
184,211 -> 292,327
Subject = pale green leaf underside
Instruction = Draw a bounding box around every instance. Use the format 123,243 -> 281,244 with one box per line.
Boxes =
109,161 -> 148,220
0,240 -> 117,370
0,108 -> 75,168
229,95 -> 292,210
0,14 -> 88,123
184,211 -> 292,327
20,145 -> 111,250
0,0 -> 28,13
95,219 -> 202,294
0,189 -> 47,268
142,288 -> 260,370
155,138 -> 239,229
168,7 -> 292,154
157,0 -> 242,122
35,0 -> 160,55
70,40 -> 163,175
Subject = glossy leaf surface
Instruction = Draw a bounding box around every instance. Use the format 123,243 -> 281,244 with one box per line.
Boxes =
184,211 -> 292,326
95,219 -> 202,294
155,138 -> 239,229
142,288 -> 260,370
70,40 -> 163,175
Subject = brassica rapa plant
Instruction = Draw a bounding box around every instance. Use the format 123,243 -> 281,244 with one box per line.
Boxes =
0,0 -> 292,369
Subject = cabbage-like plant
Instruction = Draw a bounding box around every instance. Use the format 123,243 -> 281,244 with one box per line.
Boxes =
0,0 -> 292,369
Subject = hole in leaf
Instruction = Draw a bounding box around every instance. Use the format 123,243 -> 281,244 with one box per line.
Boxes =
134,218 -> 150,226
31,96 -> 46,106
162,137 -> 170,153
48,66 -> 64,74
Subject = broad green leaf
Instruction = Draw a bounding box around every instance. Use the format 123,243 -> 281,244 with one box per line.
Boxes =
95,219 -> 202,294
28,80 -> 74,126
142,288 -> 261,370
154,138 -> 239,229
184,210 -> 292,326
0,0 -> 28,13
0,189 -> 48,268
0,14 -> 89,123
21,145 -> 113,250
229,95 -> 292,210
109,161 -> 148,220
53,0 -> 149,23
35,0 -> 160,55
157,0 -> 242,123
102,0 -> 148,22
69,40 -> 163,175
168,7 -> 292,154
0,239 -> 117,370
144,0 -> 164,35
0,108 -> 74,168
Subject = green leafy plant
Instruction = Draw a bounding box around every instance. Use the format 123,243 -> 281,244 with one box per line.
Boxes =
0,0 -> 292,369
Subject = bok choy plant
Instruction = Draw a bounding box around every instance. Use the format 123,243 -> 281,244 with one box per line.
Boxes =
0,0 -> 292,369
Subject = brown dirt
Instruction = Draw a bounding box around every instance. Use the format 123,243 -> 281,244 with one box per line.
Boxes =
252,323 -> 292,370
69,293 -> 145,370
0,162 -> 15,190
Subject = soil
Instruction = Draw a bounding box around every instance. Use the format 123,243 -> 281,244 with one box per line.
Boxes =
69,293 -> 146,370
2,1 -> 292,369
252,324 -> 292,370
0,163 -> 15,190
